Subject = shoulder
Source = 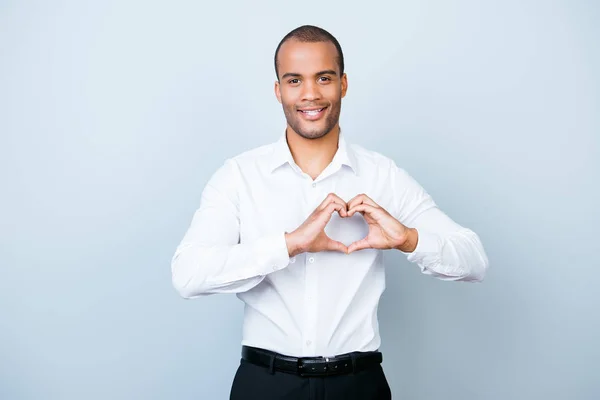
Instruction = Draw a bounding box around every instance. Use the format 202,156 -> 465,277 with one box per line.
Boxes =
208,140 -> 276,180
230,142 -> 275,164
348,142 -> 427,198
349,142 -> 408,177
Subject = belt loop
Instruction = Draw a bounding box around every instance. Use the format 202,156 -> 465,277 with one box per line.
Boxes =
350,353 -> 357,373
268,354 -> 275,375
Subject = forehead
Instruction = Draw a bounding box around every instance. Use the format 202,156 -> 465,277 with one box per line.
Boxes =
278,40 -> 339,75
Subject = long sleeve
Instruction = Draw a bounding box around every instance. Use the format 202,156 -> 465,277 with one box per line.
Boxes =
391,162 -> 489,282
171,159 -> 291,298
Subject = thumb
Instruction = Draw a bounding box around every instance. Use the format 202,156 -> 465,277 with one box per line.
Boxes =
326,237 -> 349,254
347,238 -> 371,254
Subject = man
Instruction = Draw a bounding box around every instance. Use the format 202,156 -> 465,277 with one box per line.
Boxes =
171,25 -> 488,400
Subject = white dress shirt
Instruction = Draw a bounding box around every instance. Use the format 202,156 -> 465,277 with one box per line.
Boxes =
171,130 -> 488,357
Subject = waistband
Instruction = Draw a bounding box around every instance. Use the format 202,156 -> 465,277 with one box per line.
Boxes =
241,345 -> 383,377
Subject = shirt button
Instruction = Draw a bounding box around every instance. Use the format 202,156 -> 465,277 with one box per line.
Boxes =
312,183 -> 316,188
308,257 -> 315,263
306,340 -> 312,346
290,257 -> 296,264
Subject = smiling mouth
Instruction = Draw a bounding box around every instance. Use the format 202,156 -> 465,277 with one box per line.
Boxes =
297,107 -> 327,119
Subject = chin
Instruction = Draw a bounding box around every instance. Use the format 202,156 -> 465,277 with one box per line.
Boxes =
297,128 -> 330,140
291,120 -> 335,139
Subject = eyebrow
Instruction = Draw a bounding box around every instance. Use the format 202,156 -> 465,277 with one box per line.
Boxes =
281,70 -> 338,80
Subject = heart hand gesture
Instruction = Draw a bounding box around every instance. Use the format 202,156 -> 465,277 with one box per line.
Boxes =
284,193 -> 418,257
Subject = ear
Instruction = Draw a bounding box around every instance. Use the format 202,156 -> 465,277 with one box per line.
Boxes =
341,73 -> 348,98
274,80 -> 282,104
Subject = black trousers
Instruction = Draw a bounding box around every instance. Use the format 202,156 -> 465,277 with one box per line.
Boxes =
229,358 -> 392,399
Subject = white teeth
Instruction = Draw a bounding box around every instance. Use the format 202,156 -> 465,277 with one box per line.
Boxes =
302,108 -> 323,116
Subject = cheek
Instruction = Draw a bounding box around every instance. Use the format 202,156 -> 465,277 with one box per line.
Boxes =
281,99 -> 297,119
280,94 -> 297,112
281,91 -> 291,102
282,99 -> 294,112
323,87 -> 342,103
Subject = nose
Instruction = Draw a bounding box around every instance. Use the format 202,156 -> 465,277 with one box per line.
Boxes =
301,80 -> 321,102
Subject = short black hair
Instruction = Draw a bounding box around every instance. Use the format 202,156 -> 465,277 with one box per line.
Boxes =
274,25 -> 345,81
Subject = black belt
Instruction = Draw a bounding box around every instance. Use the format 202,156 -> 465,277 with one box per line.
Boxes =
241,345 -> 383,377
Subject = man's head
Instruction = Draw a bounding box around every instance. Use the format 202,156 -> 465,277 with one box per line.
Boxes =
274,25 -> 347,140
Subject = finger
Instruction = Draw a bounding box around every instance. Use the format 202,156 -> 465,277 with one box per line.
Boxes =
347,193 -> 379,211
347,238 -> 371,253
317,193 -> 342,208
312,198 -> 343,219
320,198 -> 348,218
326,237 -> 348,253
346,193 -> 362,205
347,203 -> 377,218
320,202 -> 346,222
317,193 -> 348,212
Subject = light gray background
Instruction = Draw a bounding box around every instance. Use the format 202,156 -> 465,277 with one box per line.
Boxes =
1,1 -> 598,399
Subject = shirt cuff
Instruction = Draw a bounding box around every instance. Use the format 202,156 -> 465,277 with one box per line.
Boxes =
403,231 -> 470,278
253,232 -> 291,275
403,231 -> 442,263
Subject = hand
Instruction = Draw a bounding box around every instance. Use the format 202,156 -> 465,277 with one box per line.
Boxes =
346,194 -> 417,254
285,193 -> 349,257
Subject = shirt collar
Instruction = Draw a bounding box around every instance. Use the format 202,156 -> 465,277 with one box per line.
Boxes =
269,129 -> 358,175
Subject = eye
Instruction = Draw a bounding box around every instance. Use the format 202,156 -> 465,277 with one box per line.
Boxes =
288,78 -> 300,85
318,76 -> 331,82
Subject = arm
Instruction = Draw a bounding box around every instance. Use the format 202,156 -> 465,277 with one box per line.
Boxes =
392,163 -> 489,282
171,159 -> 290,298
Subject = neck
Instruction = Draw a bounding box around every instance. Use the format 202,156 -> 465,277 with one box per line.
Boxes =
286,125 -> 340,180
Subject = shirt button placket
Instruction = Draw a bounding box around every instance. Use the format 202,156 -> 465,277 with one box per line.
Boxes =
303,250 -> 319,354
310,180 -> 321,209
303,179 -> 320,354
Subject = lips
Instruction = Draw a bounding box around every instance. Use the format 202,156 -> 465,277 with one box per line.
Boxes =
297,107 -> 327,121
